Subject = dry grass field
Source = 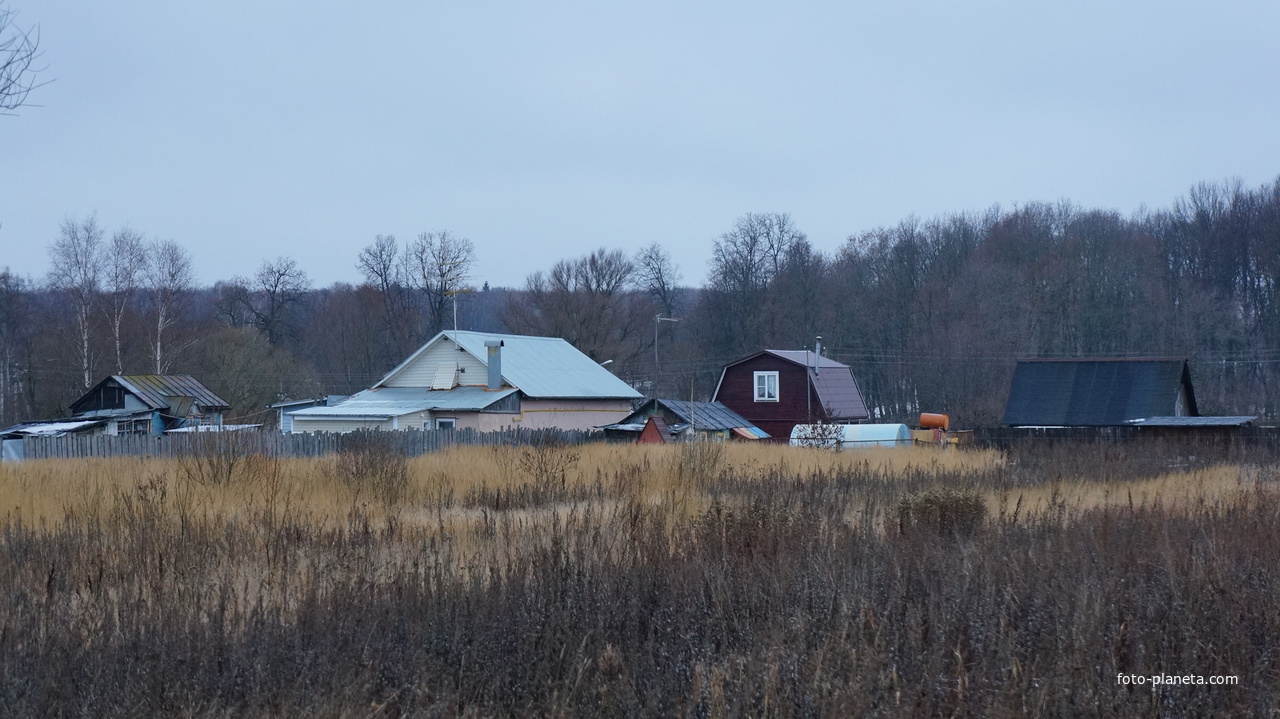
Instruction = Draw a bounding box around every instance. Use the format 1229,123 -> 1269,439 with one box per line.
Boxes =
1,437 -> 1277,716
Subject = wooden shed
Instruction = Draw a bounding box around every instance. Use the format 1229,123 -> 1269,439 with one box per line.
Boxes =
636,416 -> 671,444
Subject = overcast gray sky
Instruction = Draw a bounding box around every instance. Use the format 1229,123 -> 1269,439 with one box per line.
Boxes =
2,0 -> 1277,289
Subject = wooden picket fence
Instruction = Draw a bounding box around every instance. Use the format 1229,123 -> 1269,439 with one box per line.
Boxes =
18,427 -> 604,461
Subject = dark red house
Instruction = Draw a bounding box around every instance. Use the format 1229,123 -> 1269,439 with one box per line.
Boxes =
712,350 -> 870,439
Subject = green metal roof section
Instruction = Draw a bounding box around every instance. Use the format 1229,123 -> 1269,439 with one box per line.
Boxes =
1002,359 -> 1197,427
375,331 -> 642,400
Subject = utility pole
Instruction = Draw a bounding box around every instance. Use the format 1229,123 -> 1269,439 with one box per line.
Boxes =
655,314 -> 682,372
445,288 -> 474,333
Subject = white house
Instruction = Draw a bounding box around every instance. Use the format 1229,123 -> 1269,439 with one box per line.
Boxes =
287,331 -> 642,433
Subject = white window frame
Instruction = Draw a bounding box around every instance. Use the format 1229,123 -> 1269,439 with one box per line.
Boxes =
754,371 -> 779,402
435,417 -> 457,430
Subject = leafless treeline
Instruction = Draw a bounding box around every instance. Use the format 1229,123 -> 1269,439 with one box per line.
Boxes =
2,176 -> 1279,427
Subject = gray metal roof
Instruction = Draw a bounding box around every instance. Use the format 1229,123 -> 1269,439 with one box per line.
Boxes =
376,331 -> 642,399
114,375 -> 231,411
759,350 -> 870,420
652,399 -> 758,431
291,386 -> 519,418
1128,416 -> 1256,427
1,419 -> 106,438
606,399 -> 769,436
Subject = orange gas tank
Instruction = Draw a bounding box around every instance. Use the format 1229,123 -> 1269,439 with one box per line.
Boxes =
919,413 -> 950,431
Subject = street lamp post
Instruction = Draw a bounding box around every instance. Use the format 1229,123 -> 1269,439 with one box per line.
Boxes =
654,314 -> 682,373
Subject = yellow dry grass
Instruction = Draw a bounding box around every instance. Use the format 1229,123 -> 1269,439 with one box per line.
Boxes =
0,441 -> 1263,533
987,464 -> 1252,519
0,443 -> 1002,524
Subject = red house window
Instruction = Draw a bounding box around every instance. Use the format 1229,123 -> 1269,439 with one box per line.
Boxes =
754,371 -> 779,402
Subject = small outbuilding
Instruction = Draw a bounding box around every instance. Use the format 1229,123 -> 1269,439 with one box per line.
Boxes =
636,416 -> 672,444
602,398 -> 769,442
70,374 -> 231,435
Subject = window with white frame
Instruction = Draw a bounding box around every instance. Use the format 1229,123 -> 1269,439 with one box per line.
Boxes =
435,417 -> 457,430
116,418 -> 150,434
754,371 -> 779,402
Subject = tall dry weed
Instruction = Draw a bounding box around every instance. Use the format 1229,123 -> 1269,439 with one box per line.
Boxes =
1,439 -> 1279,715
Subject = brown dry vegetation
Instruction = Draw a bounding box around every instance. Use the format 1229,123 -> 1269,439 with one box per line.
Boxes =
1,439 -> 1278,717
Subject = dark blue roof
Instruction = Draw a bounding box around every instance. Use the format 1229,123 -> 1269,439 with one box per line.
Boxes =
1002,359 -> 1198,427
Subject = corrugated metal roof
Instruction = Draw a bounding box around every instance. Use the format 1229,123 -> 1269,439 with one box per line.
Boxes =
291,386 -> 519,418
1128,416 -> 1256,427
0,419 -> 106,438
653,399 -> 756,431
166,423 -> 261,433
114,375 -> 231,411
376,331 -> 642,399
1003,359 -> 1196,427
607,399 -> 771,437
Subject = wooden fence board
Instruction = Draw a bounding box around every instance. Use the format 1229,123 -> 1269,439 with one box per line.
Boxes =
21,427 -> 605,461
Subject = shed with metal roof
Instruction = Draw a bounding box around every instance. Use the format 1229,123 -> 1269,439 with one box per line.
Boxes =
601,398 -> 770,442
69,374 -> 230,436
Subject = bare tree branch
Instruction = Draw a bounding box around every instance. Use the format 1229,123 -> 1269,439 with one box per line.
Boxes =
0,2 -> 46,115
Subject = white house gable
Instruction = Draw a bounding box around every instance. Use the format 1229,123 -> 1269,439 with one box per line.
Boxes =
382,337 -> 488,388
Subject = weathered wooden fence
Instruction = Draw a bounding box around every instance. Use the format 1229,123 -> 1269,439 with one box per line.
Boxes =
18,427 -> 606,461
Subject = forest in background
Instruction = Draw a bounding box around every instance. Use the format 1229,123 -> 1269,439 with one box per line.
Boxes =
2,176 -> 1279,429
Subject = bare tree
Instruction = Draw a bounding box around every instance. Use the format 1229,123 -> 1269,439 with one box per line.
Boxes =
251,256 -> 311,345
48,215 -> 104,388
406,230 -> 475,335
142,239 -> 194,373
357,234 -> 418,354
357,234 -> 404,295
0,268 -> 30,424
213,280 -> 255,329
102,227 -> 147,373
212,257 -> 310,345
704,212 -> 805,354
635,242 -> 683,317
0,1 -> 43,114
505,248 -> 647,363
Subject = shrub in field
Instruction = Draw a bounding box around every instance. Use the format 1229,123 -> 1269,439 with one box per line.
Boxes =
897,488 -> 988,535
517,441 -> 580,492
671,438 -> 725,483
790,422 -> 845,450
331,430 -> 410,505
177,431 -> 257,486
